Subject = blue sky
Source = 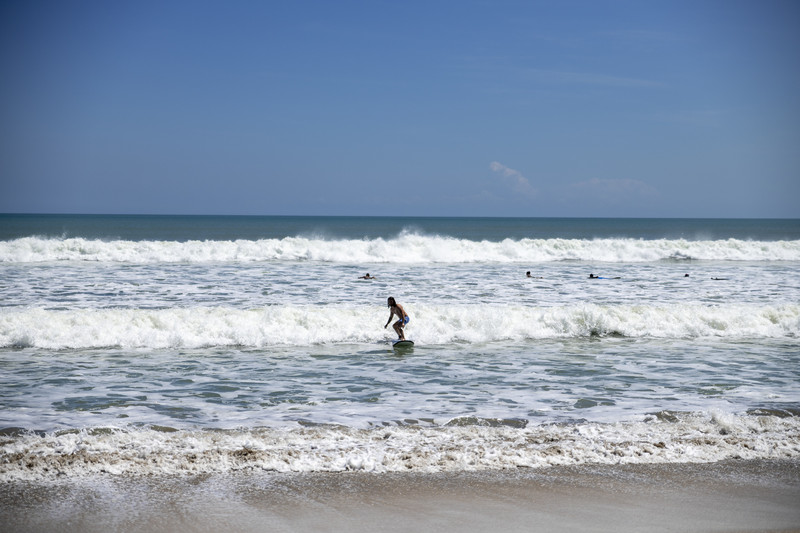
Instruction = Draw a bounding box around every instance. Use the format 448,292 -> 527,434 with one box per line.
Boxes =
1,0 -> 798,217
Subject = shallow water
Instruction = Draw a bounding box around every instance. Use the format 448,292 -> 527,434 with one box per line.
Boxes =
1,216 -> 798,480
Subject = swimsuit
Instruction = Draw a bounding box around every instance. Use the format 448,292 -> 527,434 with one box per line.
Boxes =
403,315 -> 410,325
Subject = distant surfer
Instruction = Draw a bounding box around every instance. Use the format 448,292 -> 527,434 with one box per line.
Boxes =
359,273 -> 376,279
589,274 -> 620,279
526,271 -> 542,279
385,297 -> 409,341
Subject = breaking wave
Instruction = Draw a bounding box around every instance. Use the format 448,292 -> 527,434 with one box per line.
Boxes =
2,235 -> 800,263
2,411 -> 798,480
1,303 -> 797,349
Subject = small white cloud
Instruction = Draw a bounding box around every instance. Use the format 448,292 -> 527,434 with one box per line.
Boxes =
489,161 -> 537,198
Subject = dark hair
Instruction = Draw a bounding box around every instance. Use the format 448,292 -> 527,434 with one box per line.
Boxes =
387,297 -> 396,306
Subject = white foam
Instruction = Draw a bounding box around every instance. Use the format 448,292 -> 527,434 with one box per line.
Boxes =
3,236 -> 800,263
2,412 -> 798,480
1,303 -> 797,349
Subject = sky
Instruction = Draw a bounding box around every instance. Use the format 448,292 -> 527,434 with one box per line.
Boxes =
1,0 -> 798,218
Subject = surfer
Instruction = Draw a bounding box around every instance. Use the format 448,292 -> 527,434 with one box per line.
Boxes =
359,273 -> 376,279
385,297 -> 409,341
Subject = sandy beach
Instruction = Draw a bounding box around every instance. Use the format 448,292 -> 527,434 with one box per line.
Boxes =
2,460 -> 799,533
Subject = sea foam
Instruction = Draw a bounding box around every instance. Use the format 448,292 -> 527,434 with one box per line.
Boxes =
2,236 -> 800,263
1,303 -> 797,349
2,412 -> 798,480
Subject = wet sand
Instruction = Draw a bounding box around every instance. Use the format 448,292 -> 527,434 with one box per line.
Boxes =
2,460 -> 799,533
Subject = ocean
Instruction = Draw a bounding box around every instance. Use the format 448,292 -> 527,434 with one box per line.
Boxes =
1,214 -> 799,481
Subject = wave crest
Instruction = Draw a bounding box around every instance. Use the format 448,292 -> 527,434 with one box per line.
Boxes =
1,303 -> 797,349
2,236 -> 800,263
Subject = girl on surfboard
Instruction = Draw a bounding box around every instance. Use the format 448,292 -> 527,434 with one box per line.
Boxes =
385,297 -> 409,340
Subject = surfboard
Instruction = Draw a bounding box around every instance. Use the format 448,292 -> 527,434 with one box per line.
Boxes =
392,340 -> 414,348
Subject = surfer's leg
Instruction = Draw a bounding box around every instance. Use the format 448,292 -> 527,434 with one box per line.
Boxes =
393,321 -> 404,340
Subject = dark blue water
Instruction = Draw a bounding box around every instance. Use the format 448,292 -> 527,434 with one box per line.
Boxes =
2,214 -> 799,241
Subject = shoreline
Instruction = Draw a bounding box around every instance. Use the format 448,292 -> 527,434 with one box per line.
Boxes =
2,460 -> 799,533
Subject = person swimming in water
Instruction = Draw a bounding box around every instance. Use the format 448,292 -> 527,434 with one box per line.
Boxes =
359,273 -> 376,279
385,297 -> 409,340
589,273 -> 621,279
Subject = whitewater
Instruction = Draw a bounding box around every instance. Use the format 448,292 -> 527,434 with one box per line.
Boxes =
3,234 -> 800,263
1,303 -> 798,350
